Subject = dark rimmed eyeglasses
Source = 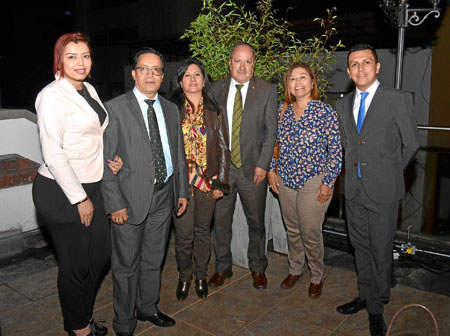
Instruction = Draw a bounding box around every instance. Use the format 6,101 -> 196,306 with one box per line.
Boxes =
135,66 -> 163,76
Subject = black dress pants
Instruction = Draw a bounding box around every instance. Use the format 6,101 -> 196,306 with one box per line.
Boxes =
174,188 -> 216,282
32,174 -> 111,331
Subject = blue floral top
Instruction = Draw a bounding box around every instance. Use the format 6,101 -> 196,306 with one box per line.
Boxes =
270,100 -> 342,189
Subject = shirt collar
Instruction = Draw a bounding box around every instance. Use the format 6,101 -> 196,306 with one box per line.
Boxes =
133,86 -> 159,104
356,79 -> 380,96
230,77 -> 249,89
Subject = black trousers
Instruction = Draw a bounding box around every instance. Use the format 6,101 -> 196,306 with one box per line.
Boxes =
174,188 -> 216,282
346,179 -> 398,314
32,174 -> 111,331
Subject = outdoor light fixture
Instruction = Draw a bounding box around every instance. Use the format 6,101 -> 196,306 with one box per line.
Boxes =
379,0 -> 442,88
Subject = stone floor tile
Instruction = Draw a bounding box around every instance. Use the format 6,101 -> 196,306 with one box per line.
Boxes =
218,271 -> 305,309
0,254 -> 56,285
235,308 -> 332,336
386,314 -> 431,336
266,250 -> 284,263
424,318 -> 448,336
174,292 -> 270,336
137,319 -> 214,335
334,313 -> 371,336
0,302 -> 61,336
100,270 -> 113,291
7,266 -> 58,301
0,284 -> 29,312
39,327 -> 67,336
93,284 -> 114,311
36,292 -> 63,319
323,281 -> 358,303
271,288 -> 350,332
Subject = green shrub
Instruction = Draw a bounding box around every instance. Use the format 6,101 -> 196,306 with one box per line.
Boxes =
181,0 -> 344,100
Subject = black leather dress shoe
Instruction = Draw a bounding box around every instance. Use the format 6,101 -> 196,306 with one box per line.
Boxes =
176,280 -> 190,300
91,319 -> 108,336
136,311 -> 175,327
336,297 -> 367,315
115,333 -> 133,336
369,313 -> 387,336
195,279 -> 208,298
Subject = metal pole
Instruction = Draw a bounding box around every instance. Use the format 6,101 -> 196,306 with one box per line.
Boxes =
395,0 -> 407,89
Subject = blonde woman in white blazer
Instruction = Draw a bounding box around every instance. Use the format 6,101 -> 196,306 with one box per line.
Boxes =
32,32 -> 121,336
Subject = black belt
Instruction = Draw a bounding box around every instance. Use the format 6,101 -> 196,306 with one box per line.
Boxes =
154,176 -> 171,193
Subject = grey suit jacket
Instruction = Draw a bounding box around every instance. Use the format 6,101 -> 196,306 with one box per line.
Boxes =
102,90 -> 188,224
211,76 -> 278,180
337,84 -> 419,204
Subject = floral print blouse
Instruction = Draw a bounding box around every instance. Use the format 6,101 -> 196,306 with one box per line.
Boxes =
270,100 -> 342,189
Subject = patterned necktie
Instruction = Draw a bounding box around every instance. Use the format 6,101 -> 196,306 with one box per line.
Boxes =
231,84 -> 244,168
145,99 -> 167,184
356,92 -> 369,178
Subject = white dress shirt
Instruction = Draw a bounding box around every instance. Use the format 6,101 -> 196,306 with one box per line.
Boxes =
352,80 -> 380,124
133,87 -> 173,181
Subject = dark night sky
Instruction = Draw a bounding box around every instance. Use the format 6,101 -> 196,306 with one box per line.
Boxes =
0,0 -> 447,110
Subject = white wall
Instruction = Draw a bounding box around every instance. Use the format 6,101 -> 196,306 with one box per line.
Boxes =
0,184 -> 38,232
0,109 -> 43,163
0,109 -> 42,233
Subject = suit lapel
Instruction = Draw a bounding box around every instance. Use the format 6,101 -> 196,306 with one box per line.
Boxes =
346,91 -> 358,136
360,85 -> 383,133
126,91 -> 152,147
159,96 -> 174,146
243,77 -> 257,112
159,96 -> 176,165
219,77 -> 231,108
216,77 -> 231,130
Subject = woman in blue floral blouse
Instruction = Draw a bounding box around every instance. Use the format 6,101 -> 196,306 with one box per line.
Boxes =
268,62 -> 342,297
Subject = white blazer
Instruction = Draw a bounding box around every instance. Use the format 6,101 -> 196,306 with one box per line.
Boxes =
36,75 -> 109,204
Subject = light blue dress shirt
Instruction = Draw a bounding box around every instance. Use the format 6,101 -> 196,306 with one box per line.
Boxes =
133,87 -> 173,181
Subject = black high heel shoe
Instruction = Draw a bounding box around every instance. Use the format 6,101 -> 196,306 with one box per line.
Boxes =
91,319 -> 108,335
176,280 -> 190,300
195,279 -> 208,299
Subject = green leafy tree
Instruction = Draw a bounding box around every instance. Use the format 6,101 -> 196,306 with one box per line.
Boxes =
181,0 -> 343,100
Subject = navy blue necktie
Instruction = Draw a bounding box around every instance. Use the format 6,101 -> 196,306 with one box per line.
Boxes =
357,92 -> 368,178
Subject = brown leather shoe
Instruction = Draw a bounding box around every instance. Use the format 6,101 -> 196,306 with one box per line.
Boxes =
308,281 -> 323,297
280,274 -> 301,289
251,272 -> 267,289
208,270 -> 233,287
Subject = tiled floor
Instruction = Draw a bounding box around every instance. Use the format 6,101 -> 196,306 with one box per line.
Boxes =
0,239 -> 449,336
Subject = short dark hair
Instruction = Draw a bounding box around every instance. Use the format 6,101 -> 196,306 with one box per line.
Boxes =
133,47 -> 165,70
229,42 -> 255,59
347,43 -> 378,66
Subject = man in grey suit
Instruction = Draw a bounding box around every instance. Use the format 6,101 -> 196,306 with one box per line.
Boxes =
208,42 -> 277,289
335,44 -> 419,336
102,47 -> 188,336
